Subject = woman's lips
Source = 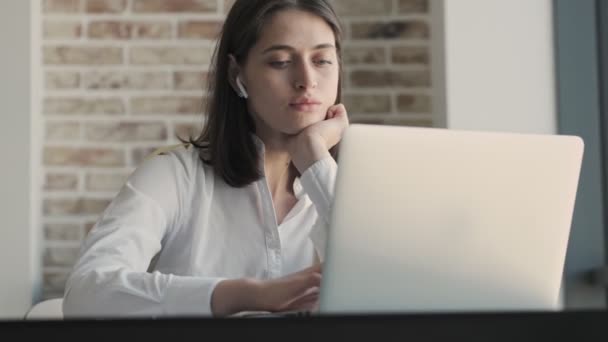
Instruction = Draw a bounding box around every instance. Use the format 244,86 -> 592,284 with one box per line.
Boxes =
289,102 -> 321,112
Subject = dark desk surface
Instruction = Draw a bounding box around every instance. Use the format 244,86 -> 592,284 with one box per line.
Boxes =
3,310 -> 608,341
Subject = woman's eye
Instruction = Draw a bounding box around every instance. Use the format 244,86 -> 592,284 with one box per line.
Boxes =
269,61 -> 291,68
315,59 -> 333,66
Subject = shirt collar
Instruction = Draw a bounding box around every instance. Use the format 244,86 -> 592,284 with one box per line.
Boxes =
250,133 -> 265,155
250,133 -> 304,199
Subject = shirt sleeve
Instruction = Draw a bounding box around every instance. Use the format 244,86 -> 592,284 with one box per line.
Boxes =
62,153 -> 226,318
298,156 -> 338,262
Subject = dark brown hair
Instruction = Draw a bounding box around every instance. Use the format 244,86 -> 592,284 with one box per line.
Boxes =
183,0 -> 343,187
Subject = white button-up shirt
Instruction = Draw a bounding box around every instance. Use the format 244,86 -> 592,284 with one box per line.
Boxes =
62,136 -> 337,318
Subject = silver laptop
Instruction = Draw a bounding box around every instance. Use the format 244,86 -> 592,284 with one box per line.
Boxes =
318,124 -> 584,315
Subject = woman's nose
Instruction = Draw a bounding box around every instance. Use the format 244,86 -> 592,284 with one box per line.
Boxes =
293,62 -> 317,90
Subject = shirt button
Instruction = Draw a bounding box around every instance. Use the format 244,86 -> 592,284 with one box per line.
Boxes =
265,235 -> 274,247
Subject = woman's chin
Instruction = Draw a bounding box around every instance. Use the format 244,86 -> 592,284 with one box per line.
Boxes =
298,115 -> 326,129
272,114 -> 325,136
283,122 -> 319,136
281,127 -> 306,137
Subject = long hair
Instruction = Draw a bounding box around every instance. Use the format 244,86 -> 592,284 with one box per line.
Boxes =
182,0 -> 343,187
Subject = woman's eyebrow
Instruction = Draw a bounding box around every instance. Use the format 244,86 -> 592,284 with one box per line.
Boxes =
261,43 -> 335,54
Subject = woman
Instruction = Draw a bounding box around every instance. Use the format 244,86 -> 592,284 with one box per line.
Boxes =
62,0 -> 349,318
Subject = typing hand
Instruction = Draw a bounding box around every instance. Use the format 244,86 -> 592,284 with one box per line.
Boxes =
211,263 -> 322,317
254,263 -> 322,312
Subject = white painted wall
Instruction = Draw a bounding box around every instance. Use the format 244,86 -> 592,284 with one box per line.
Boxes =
437,0 -> 557,135
31,0 -> 43,312
0,0 -> 42,319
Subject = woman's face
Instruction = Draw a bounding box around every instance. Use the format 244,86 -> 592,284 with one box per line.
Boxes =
240,9 -> 340,138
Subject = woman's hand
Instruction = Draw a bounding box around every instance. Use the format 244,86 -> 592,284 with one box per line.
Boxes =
287,104 -> 349,173
211,263 -> 322,317
252,263 -> 322,313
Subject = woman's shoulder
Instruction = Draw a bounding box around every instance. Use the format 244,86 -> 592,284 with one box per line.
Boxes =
154,143 -> 203,173
127,143 -> 210,195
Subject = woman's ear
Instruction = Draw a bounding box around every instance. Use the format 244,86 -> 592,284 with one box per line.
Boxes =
228,54 -> 247,98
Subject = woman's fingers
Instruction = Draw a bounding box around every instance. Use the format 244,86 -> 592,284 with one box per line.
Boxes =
265,264 -> 322,311
302,262 -> 322,274
326,103 -> 348,120
283,271 -> 321,300
287,295 -> 319,311
283,288 -> 320,311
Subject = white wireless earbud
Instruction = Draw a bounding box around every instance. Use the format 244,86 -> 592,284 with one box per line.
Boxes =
236,76 -> 248,99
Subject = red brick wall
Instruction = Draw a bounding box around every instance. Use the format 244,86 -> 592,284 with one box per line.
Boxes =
40,0 -> 433,299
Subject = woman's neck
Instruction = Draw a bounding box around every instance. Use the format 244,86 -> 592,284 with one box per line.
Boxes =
263,144 -> 296,197
256,131 -> 296,197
